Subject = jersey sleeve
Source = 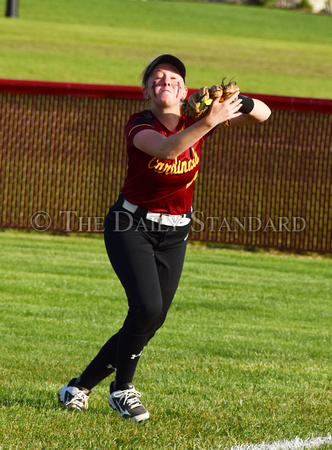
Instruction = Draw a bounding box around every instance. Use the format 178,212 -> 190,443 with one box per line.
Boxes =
125,111 -> 156,147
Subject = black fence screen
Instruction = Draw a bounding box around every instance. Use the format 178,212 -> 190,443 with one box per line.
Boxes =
1,80 -> 331,253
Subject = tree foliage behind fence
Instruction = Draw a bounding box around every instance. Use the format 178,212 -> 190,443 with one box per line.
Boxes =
0,80 -> 331,253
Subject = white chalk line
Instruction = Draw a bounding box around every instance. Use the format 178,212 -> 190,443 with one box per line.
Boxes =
230,434 -> 332,449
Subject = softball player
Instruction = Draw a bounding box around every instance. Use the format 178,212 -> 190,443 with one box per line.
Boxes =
58,54 -> 271,422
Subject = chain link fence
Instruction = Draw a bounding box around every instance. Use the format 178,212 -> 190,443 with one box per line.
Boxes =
1,80 -> 331,252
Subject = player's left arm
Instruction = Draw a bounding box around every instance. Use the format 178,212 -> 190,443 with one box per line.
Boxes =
230,98 -> 271,127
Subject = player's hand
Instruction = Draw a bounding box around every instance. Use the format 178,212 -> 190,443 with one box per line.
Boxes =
206,91 -> 242,127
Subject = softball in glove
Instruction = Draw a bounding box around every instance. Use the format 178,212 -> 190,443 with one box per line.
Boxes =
186,78 -> 239,127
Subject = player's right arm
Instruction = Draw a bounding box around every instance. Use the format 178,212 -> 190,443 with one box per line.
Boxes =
133,92 -> 242,160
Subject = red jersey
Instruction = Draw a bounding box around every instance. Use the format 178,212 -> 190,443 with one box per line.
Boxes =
122,110 -> 211,215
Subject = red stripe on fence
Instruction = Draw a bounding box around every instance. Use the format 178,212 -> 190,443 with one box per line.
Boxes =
0,79 -> 145,99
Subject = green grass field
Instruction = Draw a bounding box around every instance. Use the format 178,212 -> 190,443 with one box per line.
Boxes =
0,0 -> 332,98
1,0 -> 332,447
0,230 -> 331,448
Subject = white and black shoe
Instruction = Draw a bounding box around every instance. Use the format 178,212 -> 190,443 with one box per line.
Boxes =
58,378 -> 90,410
108,381 -> 150,422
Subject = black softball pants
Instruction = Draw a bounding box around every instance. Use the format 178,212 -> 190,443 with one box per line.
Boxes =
78,196 -> 191,390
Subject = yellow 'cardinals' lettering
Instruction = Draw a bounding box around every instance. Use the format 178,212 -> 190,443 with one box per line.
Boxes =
148,148 -> 199,175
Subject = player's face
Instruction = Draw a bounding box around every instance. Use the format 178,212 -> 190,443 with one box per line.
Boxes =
145,63 -> 187,107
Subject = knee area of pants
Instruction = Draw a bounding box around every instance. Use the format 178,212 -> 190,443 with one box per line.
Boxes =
131,303 -> 163,328
142,303 -> 163,322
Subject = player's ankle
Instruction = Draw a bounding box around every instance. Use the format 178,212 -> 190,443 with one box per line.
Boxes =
113,380 -> 134,391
